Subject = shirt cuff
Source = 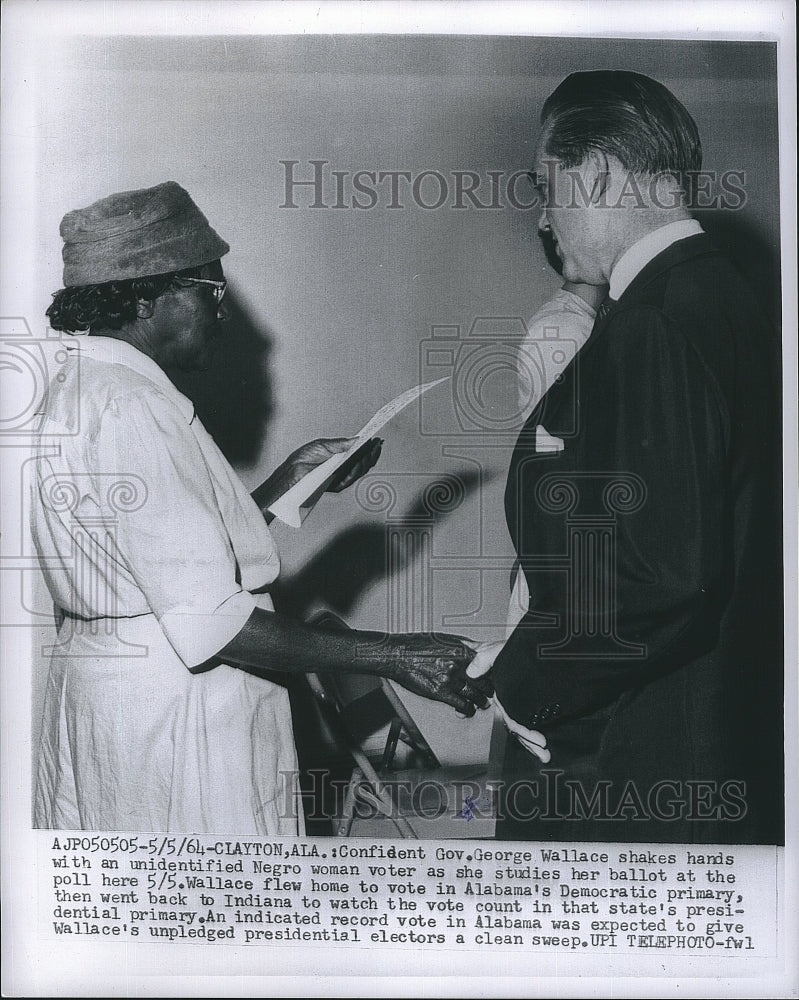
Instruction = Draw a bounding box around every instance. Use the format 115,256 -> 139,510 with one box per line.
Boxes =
159,590 -> 257,668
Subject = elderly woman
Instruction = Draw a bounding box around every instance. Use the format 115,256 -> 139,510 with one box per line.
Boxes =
32,181 -> 486,835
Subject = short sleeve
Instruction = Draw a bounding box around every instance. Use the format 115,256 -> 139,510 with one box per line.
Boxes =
93,388 -> 256,667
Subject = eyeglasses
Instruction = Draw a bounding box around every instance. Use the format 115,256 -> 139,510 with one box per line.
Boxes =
174,276 -> 228,306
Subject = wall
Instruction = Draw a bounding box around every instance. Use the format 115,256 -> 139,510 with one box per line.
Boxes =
28,35 -> 781,767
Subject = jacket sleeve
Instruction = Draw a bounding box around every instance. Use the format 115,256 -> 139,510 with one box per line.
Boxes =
492,304 -> 729,728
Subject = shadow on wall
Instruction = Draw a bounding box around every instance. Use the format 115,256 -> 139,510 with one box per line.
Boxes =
169,289 -> 275,466
270,467 -> 485,622
270,467 -> 488,835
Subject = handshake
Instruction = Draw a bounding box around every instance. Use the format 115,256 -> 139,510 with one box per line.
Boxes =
381,634 -> 551,765
265,438 -> 551,764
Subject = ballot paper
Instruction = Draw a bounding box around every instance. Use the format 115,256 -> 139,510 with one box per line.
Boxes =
267,376 -> 450,527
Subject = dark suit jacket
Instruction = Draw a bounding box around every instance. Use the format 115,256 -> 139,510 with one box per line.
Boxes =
491,234 -> 783,844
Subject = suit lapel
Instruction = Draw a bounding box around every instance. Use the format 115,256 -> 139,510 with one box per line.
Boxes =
566,233 -> 720,362
615,232 -> 718,304
516,233 -> 720,442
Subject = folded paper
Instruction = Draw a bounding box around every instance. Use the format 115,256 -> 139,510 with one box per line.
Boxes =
268,376 -> 450,527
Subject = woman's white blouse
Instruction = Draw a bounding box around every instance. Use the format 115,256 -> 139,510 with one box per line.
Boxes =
32,335 -> 280,664
31,336 -> 302,835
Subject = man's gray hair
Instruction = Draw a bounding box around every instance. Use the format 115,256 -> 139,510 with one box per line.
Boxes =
541,70 -> 702,179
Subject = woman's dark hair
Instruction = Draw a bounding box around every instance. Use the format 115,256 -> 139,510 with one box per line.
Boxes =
46,265 -> 206,333
541,70 -> 702,177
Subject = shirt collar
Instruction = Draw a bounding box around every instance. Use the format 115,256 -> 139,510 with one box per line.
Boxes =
65,335 -> 195,422
609,219 -> 704,300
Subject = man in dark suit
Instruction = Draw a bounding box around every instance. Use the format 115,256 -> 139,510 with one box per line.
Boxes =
471,71 -> 783,844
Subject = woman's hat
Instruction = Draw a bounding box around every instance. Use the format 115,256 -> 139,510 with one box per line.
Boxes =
60,181 -> 230,286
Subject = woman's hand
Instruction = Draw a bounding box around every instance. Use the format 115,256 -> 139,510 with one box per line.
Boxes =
279,436 -> 382,492
465,639 -> 551,763
378,633 -> 492,717
320,437 -> 383,493
220,609 -> 492,717
252,436 -> 382,514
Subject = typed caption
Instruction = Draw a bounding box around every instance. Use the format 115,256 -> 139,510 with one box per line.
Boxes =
40,834 -> 778,955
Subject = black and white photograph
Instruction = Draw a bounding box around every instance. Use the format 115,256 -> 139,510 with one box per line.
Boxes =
1,1 -> 796,996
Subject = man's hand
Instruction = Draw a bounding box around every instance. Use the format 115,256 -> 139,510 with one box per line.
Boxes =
379,633 -> 491,717
466,639 -> 551,763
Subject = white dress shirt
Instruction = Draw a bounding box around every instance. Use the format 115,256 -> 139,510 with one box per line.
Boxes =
609,218 -> 704,300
